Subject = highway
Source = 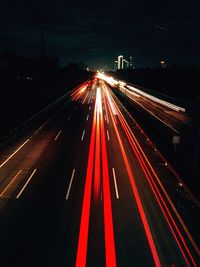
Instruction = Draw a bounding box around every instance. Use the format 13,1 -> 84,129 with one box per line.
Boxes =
0,77 -> 199,267
97,73 -> 200,199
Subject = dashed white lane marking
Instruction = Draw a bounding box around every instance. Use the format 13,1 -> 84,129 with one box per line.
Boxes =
86,114 -> 89,121
89,106 -> 91,110
54,130 -> 62,141
16,169 -> 37,199
107,130 -> 110,141
65,169 -> 76,200
67,115 -> 71,121
112,168 -> 119,199
81,130 -> 85,141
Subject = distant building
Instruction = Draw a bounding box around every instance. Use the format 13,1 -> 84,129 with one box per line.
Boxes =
123,59 -> 129,69
118,55 -> 124,69
160,60 -> 167,68
114,55 -> 134,70
128,56 -> 134,69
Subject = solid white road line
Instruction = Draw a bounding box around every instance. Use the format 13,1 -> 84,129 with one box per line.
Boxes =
0,139 -> 30,169
33,122 -> 47,135
16,169 -> 37,199
0,170 -> 22,197
112,168 -> 119,199
65,169 -> 76,200
107,130 -> 110,141
81,130 -> 85,141
54,130 -> 62,141
86,114 -> 89,121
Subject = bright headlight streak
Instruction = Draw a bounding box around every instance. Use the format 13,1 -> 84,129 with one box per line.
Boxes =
105,91 -> 117,116
96,73 -> 119,86
127,85 -> 185,112
119,86 -> 141,98
96,73 -> 185,112
119,81 -> 126,87
110,91 -> 200,264
105,90 -> 161,267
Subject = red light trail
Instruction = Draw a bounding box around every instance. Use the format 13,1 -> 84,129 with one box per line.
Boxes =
75,86 -> 117,267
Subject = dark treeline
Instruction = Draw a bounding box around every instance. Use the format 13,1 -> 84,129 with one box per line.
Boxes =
111,67 -> 200,105
0,52 -> 92,137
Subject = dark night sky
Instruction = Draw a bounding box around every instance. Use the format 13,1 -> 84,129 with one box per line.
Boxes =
0,0 -> 200,69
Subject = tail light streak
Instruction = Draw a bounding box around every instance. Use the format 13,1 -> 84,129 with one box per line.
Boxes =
75,96 -> 97,267
76,87 -> 117,267
94,88 -> 101,201
105,92 -> 161,267
104,82 -> 199,266
99,87 -> 117,267
112,90 -> 200,261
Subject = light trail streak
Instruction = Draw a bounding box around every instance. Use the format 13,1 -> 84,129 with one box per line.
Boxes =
75,95 -> 97,267
126,85 -> 186,112
97,72 -> 186,112
102,89 -> 110,124
71,84 -> 87,102
99,87 -> 117,267
116,109 -> 195,266
115,92 -> 200,208
124,91 -> 180,134
94,88 -> 101,201
82,91 -> 89,104
110,89 -> 200,265
105,85 -> 161,267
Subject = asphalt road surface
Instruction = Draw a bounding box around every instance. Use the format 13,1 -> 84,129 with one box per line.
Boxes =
0,77 -> 199,267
